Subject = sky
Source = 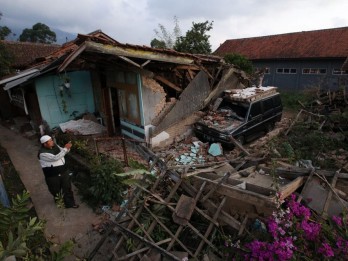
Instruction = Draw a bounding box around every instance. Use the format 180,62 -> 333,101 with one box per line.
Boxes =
1,0 -> 348,51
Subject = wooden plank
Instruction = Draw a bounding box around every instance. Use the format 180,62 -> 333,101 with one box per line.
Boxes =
278,176 -> 305,201
172,195 -> 196,225
194,197 -> 226,257
260,166 -> 348,180
322,171 -> 339,219
112,221 -> 182,261
181,180 -> 241,230
296,168 -> 315,203
229,136 -> 250,155
118,238 -> 171,260
144,205 -> 194,257
201,172 -> 231,202
118,55 -> 141,68
238,215 -> 249,236
182,167 -> 216,178
193,175 -> 278,208
154,75 -> 182,92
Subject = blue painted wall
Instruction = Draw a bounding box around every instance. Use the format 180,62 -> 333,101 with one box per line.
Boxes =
253,59 -> 347,91
35,71 -> 95,128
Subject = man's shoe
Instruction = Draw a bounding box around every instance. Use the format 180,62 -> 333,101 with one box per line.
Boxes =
66,204 -> 79,209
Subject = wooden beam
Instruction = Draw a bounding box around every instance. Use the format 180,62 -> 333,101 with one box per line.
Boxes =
118,55 -> 141,68
58,42 -> 87,72
175,65 -> 200,70
154,75 -> 182,92
141,59 -> 151,68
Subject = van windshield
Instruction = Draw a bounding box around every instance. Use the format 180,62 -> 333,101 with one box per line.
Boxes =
218,101 -> 249,120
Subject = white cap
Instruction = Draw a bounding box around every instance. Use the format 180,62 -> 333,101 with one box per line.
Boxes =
40,135 -> 52,144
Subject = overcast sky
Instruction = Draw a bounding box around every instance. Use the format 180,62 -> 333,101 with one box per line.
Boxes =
1,0 -> 348,51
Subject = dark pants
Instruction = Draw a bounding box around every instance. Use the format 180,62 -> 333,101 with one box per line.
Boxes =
45,170 -> 76,207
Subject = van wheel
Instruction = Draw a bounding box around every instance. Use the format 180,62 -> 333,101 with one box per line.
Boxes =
236,136 -> 245,145
266,123 -> 275,133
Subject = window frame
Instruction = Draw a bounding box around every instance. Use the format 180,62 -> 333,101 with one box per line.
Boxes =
276,68 -> 297,74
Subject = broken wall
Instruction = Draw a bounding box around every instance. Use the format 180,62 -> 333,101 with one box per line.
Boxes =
153,71 -> 211,135
141,76 -> 166,126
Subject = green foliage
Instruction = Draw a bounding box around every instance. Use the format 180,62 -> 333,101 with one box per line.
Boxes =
0,191 -> 45,260
174,20 -> 213,54
0,26 -> 11,40
19,22 -> 56,44
50,240 -> 74,261
150,38 -> 166,49
89,156 -> 127,205
0,41 -> 14,77
279,90 -> 313,111
0,191 -> 32,237
0,12 -> 12,40
224,53 -> 253,75
152,16 -> 181,49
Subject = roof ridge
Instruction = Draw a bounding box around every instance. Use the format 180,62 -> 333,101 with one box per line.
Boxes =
226,26 -> 348,41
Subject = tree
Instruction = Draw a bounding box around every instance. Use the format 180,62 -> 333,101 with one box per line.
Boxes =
151,16 -> 181,49
174,20 -> 213,54
224,53 -> 253,75
0,12 -> 13,77
0,12 -> 11,40
150,38 -> 166,49
0,43 -> 13,77
19,22 -> 56,44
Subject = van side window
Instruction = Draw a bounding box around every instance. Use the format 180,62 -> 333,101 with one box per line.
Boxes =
249,102 -> 262,119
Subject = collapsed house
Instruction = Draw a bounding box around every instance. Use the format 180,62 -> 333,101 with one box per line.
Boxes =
0,30 -> 247,148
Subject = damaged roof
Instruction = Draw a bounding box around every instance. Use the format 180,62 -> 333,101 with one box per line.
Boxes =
214,26 -> 348,60
0,30 -> 225,88
37,30 -> 224,73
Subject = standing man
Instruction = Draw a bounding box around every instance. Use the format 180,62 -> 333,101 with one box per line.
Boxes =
38,135 -> 79,208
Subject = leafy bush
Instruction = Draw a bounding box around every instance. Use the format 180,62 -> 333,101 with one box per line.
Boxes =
224,53 -> 253,75
0,191 -> 45,260
89,156 -> 127,205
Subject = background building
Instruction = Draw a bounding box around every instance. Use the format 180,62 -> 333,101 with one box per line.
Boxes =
215,27 -> 348,91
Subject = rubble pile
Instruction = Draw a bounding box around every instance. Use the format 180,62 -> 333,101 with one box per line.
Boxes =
85,89 -> 348,260
199,109 -> 243,131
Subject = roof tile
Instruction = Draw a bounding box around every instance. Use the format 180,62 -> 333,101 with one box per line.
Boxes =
214,27 -> 348,60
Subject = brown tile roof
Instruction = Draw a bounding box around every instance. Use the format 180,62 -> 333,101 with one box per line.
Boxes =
214,27 -> 348,60
0,40 -> 60,68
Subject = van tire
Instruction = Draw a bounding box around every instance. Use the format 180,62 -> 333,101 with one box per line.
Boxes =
266,123 -> 275,133
236,136 -> 245,145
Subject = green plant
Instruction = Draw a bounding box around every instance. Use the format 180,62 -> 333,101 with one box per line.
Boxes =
224,53 -> 253,75
50,240 -> 74,261
89,156 -> 126,205
279,90 -> 313,111
0,191 -> 45,260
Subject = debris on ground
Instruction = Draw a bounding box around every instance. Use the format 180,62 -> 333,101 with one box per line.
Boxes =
65,88 -> 348,260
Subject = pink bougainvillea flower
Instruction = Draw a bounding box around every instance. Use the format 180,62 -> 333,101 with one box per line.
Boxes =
300,220 -> 321,241
318,242 -> 334,257
332,215 -> 342,227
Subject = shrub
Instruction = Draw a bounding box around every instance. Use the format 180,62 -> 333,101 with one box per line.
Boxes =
89,156 -> 127,205
225,194 -> 348,260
